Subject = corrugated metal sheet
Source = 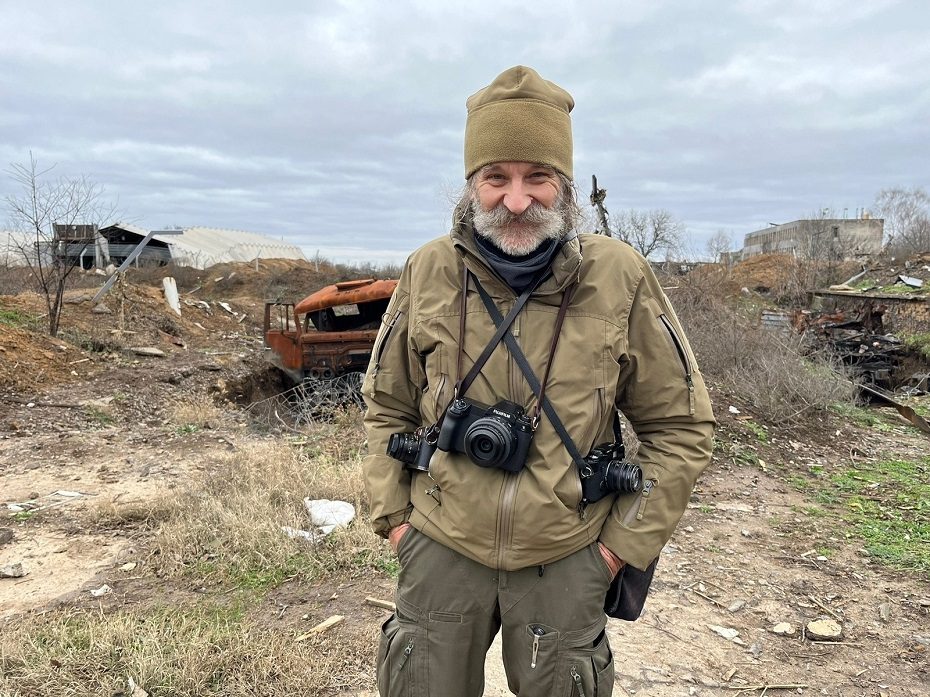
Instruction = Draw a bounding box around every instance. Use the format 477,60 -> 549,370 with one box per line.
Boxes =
101,223 -> 307,269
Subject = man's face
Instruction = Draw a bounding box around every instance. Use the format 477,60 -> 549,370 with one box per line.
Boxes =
471,162 -> 565,256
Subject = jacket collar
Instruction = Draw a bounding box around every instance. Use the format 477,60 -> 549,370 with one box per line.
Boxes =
449,204 -> 582,298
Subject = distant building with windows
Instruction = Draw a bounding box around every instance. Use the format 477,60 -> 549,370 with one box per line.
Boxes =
739,217 -> 883,262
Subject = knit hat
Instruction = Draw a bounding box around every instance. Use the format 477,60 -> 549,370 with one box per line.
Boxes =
464,65 -> 574,180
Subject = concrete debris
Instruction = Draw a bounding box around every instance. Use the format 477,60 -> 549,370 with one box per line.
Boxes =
131,347 -> 166,357
806,618 -> 843,641
0,563 -> 26,578
162,277 -> 181,317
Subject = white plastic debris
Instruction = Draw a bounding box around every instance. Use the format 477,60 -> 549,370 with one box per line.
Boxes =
304,499 -> 355,530
283,500 -> 356,543
728,405 -> 741,414
90,584 -> 112,597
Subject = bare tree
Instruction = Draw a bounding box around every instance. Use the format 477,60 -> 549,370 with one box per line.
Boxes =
874,187 -> 930,255
705,229 -> 733,263
611,208 -> 685,259
5,155 -> 115,336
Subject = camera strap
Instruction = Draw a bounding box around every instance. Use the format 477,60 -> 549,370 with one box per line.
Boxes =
426,264 -> 550,442
472,277 -> 589,475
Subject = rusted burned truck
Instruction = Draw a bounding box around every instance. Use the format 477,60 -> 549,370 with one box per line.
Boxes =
263,278 -> 398,384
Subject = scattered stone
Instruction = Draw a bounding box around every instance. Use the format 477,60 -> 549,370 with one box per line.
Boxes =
806,618 -> 843,641
708,625 -> 740,641
120,562 -> 138,572
92,303 -> 112,315
131,347 -> 166,358
0,528 -> 13,546
879,602 -> 893,622
683,525 -> 695,533
748,643 -> 762,657
772,622 -> 796,636
0,563 -> 25,578
728,599 -> 746,613
741,529 -> 752,538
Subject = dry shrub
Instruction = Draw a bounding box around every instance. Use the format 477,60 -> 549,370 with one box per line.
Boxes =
671,279 -> 856,424
167,394 -> 225,430
0,603 -> 375,696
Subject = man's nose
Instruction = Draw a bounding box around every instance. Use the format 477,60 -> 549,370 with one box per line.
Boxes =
503,182 -> 532,215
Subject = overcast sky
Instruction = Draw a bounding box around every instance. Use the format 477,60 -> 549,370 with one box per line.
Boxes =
2,0 -> 928,264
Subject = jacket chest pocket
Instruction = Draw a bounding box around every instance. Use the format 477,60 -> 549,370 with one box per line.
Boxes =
421,344 -> 453,425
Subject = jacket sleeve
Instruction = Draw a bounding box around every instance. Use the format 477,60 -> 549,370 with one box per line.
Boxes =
598,260 -> 716,570
361,262 -> 425,537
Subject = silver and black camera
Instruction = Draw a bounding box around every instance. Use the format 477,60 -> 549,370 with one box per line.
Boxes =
436,397 -> 533,473
579,440 -> 643,504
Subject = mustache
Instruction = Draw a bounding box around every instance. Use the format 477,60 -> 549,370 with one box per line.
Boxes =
474,200 -> 559,227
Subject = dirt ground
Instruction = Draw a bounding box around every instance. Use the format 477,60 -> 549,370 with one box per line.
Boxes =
1,267 -> 929,696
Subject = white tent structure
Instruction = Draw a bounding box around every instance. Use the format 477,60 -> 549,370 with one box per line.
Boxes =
97,223 -> 308,269
1,230 -> 49,267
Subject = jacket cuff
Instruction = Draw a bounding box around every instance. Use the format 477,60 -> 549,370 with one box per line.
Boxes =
372,506 -> 414,538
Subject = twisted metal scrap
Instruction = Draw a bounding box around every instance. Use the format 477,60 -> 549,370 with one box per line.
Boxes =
246,372 -> 365,429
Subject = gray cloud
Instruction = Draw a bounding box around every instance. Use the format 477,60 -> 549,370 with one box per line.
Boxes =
1,0 -> 927,264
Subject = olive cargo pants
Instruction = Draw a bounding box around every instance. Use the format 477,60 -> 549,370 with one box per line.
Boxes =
376,528 -> 615,696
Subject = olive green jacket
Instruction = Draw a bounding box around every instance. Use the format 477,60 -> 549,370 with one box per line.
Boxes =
362,217 -> 715,571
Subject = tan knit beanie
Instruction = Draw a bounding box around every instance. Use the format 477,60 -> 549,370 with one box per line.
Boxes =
464,65 -> 574,180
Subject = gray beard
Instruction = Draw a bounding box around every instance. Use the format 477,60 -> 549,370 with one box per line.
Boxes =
471,199 -> 565,256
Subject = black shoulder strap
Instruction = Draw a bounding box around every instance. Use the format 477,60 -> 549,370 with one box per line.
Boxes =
472,278 -> 588,470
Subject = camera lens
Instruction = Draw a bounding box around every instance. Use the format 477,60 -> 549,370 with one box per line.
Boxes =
605,461 -> 643,494
387,432 -> 421,465
464,418 -> 514,468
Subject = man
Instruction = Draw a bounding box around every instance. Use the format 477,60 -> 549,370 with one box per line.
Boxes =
362,65 -> 715,696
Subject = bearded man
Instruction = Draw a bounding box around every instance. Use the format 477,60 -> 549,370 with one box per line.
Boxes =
362,66 -> 715,696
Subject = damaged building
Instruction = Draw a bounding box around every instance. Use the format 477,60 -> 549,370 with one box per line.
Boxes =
734,216 -> 883,263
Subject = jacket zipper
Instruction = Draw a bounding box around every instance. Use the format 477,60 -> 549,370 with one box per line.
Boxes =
658,314 -> 695,415
498,305 -> 522,569
373,310 -> 404,375
622,478 -> 658,525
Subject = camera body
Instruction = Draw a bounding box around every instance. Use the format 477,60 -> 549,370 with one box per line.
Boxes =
436,398 -> 533,473
579,440 -> 643,504
386,429 -> 437,472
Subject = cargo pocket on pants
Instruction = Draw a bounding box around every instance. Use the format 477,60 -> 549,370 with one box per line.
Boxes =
563,627 -> 614,697
376,613 -> 420,696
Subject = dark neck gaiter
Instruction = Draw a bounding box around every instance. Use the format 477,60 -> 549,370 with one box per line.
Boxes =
474,235 -> 561,292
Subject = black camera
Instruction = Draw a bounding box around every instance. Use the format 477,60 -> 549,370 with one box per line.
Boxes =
436,398 -> 533,473
579,440 -> 643,504
386,428 -> 437,472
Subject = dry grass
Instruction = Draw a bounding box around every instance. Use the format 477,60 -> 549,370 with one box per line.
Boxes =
2,409 -> 388,694
672,285 -> 857,424
0,602 -> 376,695
167,393 -> 226,431
95,409 -> 390,586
